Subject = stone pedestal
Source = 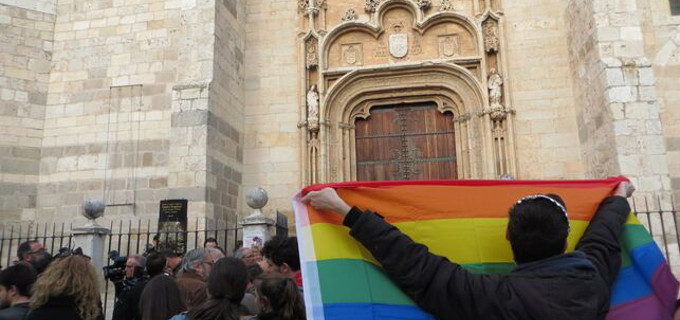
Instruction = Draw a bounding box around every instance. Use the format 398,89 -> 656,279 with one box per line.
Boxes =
241,214 -> 274,249
72,223 -> 110,277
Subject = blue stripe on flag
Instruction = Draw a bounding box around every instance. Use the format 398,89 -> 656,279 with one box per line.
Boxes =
324,303 -> 436,320
629,242 -> 665,283
610,265 -> 653,306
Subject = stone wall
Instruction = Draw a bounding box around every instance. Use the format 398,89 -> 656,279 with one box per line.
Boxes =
503,0 -> 584,179
566,0 -> 670,194
0,3 -> 54,220
34,0 -> 231,224
637,0 -> 680,204
243,0 -> 300,230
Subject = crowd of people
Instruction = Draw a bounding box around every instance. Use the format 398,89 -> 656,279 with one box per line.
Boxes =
0,236 -> 306,320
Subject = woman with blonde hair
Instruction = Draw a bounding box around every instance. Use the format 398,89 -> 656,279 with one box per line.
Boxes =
27,255 -> 102,320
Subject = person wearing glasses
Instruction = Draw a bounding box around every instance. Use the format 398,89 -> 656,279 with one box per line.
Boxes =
176,248 -> 224,312
112,255 -> 148,320
302,181 -> 635,320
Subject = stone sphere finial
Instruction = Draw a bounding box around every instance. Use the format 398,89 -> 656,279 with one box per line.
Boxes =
246,187 -> 268,210
82,198 -> 105,220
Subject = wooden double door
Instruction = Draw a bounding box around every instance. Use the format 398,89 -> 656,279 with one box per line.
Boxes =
354,103 -> 458,181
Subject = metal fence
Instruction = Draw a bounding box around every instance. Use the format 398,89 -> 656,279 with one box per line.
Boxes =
0,198 -> 678,318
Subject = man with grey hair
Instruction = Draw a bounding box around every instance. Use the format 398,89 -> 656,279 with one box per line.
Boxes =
112,255 -> 148,320
176,247 -> 224,311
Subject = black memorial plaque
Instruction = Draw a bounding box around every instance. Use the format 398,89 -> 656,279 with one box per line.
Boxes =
158,199 -> 188,253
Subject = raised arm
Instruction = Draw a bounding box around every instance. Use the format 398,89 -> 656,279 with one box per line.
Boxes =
302,188 -> 498,319
575,182 -> 634,286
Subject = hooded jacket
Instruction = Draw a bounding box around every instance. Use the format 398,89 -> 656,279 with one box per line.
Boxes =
344,196 -> 630,320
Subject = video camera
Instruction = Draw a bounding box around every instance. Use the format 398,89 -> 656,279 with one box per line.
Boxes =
103,250 -> 128,282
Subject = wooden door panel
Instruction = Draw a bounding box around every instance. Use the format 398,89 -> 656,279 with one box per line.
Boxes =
355,103 -> 457,181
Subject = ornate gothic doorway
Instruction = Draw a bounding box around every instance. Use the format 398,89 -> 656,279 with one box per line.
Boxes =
354,103 -> 457,181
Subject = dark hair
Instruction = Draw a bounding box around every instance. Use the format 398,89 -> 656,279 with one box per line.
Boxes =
247,263 -> 263,283
189,257 -> 247,320
256,273 -> 306,320
261,237 -> 300,271
146,252 -> 166,278
139,275 -> 186,320
204,237 -> 217,246
17,240 -> 39,260
29,251 -> 53,275
507,194 -> 569,264
0,263 -> 37,297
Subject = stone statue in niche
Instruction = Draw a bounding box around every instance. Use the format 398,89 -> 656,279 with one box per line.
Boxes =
483,20 -> 500,53
439,0 -> 454,11
307,85 -> 320,131
342,8 -> 357,21
365,0 -> 381,13
306,38 -> 318,69
488,68 -> 503,107
307,85 -> 319,120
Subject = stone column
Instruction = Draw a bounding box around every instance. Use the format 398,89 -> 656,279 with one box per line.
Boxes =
241,187 -> 274,249
74,199 -> 109,278
72,224 -> 110,277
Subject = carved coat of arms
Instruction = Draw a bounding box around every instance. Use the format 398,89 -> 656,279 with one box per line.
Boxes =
389,33 -> 408,58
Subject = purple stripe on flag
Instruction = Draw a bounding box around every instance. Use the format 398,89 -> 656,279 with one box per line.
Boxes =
605,294 -> 673,320
651,262 -> 680,317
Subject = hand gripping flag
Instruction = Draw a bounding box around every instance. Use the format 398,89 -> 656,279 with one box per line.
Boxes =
293,178 -> 679,320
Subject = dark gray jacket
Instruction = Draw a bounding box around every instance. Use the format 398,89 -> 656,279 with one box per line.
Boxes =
344,196 -> 630,320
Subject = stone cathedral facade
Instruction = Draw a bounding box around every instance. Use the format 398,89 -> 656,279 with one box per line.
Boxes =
1,0 -> 680,232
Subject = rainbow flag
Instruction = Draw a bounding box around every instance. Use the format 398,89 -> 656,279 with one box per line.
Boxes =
293,178 -> 679,320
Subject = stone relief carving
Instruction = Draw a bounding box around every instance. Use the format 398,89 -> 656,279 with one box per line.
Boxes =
416,0 -> 432,10
341,44 -> 362,66
298,0 -> 308,12
341,8 -> 357,21
483,19 -> 500,53
388,23 -> 408,58
438,34 -> 459,58
439,0 -> 454,11
306,37 -> 318,69
365,0 -> 381,13
307,84 -> 320,131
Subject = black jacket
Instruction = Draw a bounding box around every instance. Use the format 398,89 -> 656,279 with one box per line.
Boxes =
0,302 -> 30,320
25,296 -> 82,320
25,295 -> 104,320
344,196 -> 630,320
112,276 -> 148,320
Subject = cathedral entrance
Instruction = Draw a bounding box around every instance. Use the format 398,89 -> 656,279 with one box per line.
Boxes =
354,102 -> 457,181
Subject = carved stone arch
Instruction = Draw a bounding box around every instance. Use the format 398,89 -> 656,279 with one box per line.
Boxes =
419,11 -> 481,46
320,23 -> 381,70
375,0 -> 423,26
318,62 -> 494,182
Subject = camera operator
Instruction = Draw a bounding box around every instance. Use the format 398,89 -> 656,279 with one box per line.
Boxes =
112,255 -> 148,320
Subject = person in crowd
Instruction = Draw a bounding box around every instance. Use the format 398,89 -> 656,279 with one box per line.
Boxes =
27,256 -> 101,320
234,247 -> 261,266
246,264 -> 264,293
16,241 -> 44,264
260,237 -> 302,290
180,257 -> 250,320
140,275 -> 186,320
302,182 -> 636,319
143,234 -> 161,257
204,238 -> 218,249
112,255 -> 148,320
176,248 -> 224,311
251,273 -> 306,320
145,252 -> 166,278
26,251 -> 52,275
0,264 -> 36,320
164,250 -> 183,276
